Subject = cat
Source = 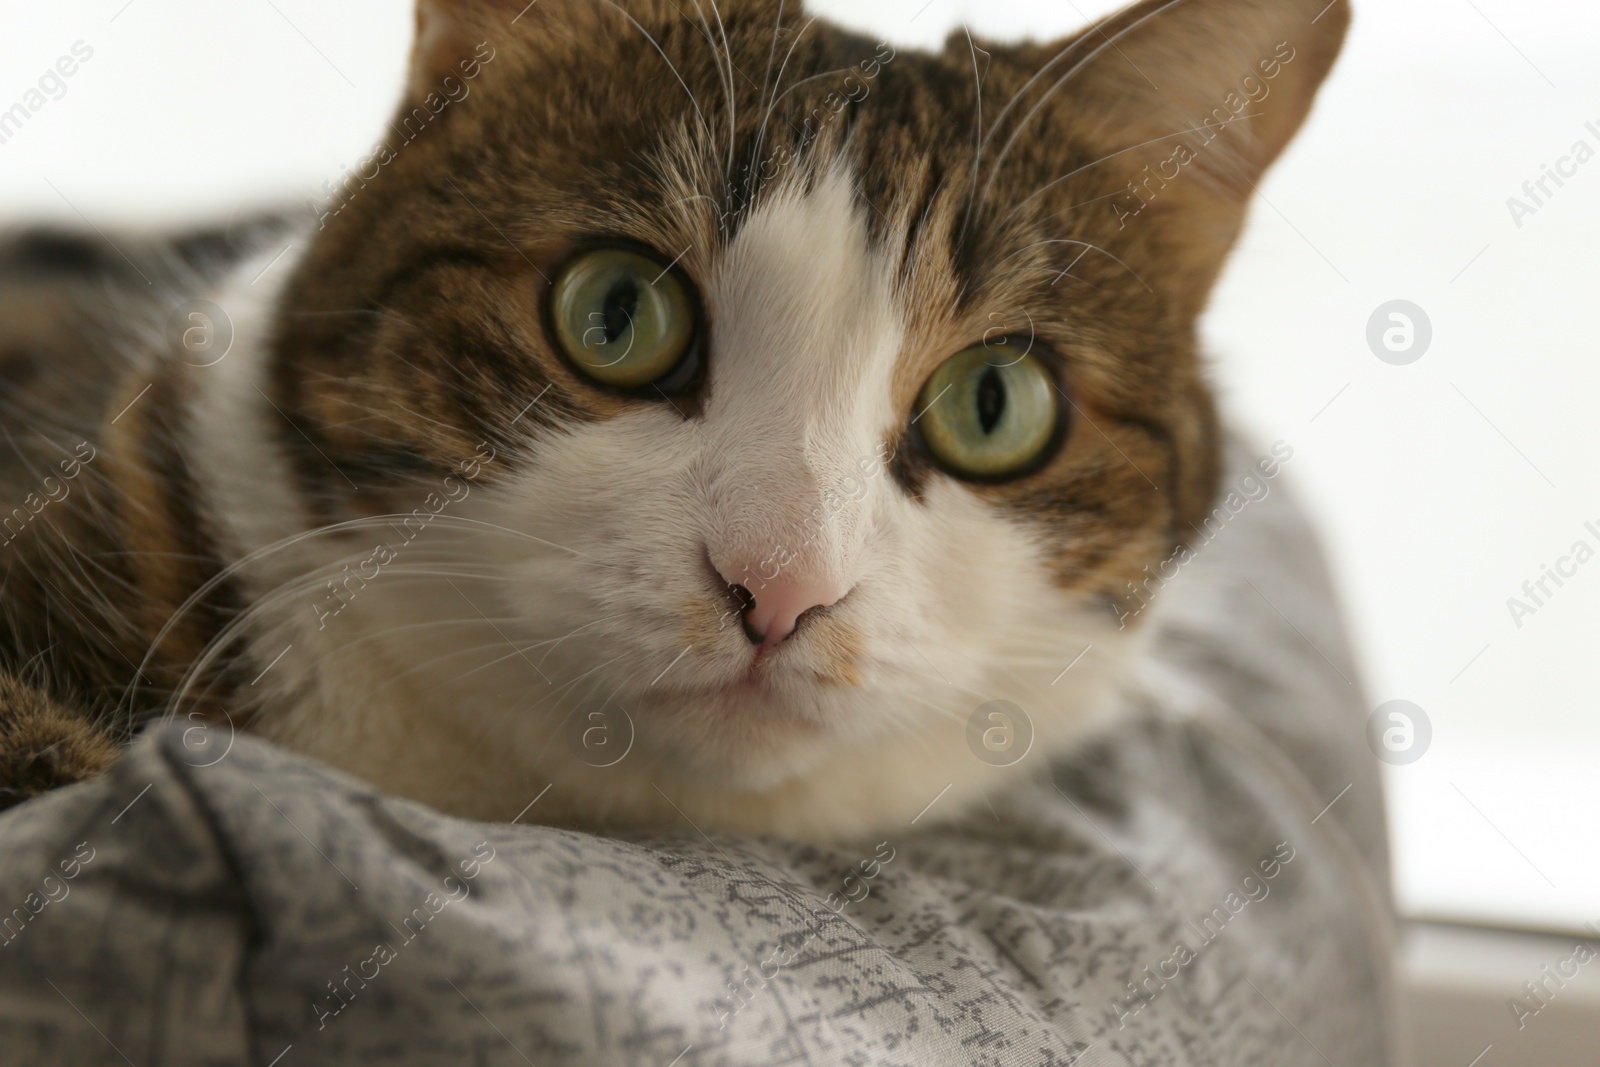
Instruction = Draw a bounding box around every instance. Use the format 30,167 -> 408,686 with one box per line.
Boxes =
0,0 -> 1347,840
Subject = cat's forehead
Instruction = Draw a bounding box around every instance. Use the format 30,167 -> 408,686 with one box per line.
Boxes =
443,0 -> 1090,308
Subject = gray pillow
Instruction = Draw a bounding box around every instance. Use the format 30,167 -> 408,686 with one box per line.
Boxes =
0,446 -> 1401,1066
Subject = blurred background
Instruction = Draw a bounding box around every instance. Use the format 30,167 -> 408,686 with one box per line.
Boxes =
4,0 -> 1597,1061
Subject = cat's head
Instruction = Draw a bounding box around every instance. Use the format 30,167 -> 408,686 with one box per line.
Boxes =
245,0 -> 1346,831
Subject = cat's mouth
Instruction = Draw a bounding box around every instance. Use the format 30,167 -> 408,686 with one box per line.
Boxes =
642,647 -> 851,730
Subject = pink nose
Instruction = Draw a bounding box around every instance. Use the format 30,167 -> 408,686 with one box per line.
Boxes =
723,572 -> 847,647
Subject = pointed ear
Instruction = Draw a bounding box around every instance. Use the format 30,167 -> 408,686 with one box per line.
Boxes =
1050,0 -> 1350,197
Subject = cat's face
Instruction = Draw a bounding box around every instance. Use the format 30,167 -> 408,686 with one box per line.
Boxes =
240,0 -> 1345,831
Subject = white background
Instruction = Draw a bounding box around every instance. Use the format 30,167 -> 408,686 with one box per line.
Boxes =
2,0 -> 1596,933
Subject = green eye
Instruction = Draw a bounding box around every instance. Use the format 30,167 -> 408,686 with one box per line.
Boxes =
915,345 -> 1061,479
549,247 -> 698,389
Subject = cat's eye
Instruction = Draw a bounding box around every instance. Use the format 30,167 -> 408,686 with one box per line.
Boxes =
914,344 -> 1061,480
548,247 -> 699,390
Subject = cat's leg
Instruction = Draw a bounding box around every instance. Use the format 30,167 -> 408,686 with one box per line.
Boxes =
0,673 -> 120,812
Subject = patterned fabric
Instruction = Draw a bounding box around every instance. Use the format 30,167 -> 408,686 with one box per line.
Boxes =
0,452 -> 1401,1066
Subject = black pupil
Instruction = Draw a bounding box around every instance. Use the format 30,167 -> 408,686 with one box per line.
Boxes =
976,367 -> 1006,434
600,279 -> 640,345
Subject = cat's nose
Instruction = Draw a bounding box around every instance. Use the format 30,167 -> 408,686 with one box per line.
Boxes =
722,573 -> 848,647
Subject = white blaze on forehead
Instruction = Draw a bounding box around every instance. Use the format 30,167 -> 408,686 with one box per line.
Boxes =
701,165 -> 904,587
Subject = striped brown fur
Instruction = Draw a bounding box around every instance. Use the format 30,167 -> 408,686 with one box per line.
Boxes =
0,223 -> 274,809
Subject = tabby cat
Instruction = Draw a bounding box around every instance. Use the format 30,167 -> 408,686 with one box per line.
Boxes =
0,0 -> 1346,839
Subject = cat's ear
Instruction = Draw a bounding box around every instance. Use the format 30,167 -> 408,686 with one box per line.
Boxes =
1068,0 -> 1343,192
996,0 -> 1348,199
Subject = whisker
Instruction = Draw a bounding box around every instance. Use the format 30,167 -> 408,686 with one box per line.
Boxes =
751,14 -> 819,178
690,0 -> 739,179
957,24 -> 985,248
757,0 -> 787,125
128,512 -> 598,712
